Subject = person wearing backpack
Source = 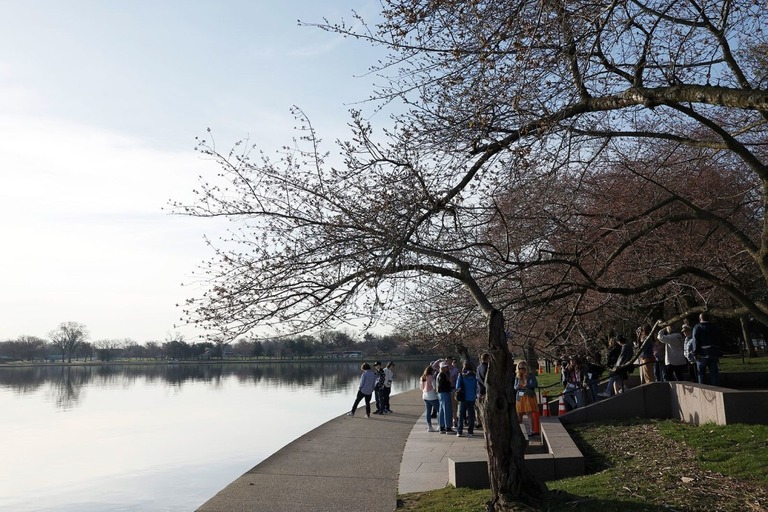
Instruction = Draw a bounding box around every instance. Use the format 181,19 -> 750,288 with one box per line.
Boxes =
455,361 -> 478,437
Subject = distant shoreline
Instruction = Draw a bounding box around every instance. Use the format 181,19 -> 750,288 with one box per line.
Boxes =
0,354 -> 434,368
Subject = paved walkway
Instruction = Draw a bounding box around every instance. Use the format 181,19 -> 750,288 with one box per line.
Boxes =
197,388 -> 427,512
197,388 -> 544,511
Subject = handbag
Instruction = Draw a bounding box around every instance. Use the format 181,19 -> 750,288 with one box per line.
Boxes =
455,387 -> 465,401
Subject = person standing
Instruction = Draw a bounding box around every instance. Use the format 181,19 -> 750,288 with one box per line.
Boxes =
372,361 -> 386,414
600,335 -> 622,397
347,362 -> 376,418
381,361 -> 395,414
514,361 -> 539,436
682,324 -> 697,382
436,361 -> 454,434
562,356 -> 585,409
692,312 -> 723,386
449,357 -> 461,428
613,334 -> 634,394
455,361 -> 478,437
657,325 -> 688,381
637,324 -> 657,384
475,352 -> 489,429
419,365 -> 439,432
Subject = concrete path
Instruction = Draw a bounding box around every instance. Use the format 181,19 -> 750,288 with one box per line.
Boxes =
197,388 -> 426,512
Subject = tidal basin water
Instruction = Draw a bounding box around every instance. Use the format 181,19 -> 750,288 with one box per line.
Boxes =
0,360 -> 428,511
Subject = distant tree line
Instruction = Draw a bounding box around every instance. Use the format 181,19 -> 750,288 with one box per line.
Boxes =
0,321 -> 430,363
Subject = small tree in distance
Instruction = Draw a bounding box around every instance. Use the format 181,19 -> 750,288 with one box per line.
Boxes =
49,322 -> 88,364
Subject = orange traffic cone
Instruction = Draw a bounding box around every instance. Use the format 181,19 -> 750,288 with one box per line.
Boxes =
557,395 -> 567,416
554,363 -> 559,374
531,408 -> 540,435
538,365 -> 543,375
541,393 -> 550,417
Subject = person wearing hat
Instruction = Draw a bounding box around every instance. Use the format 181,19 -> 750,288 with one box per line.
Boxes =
436,361 -> 455,433
657,324 -> 688,381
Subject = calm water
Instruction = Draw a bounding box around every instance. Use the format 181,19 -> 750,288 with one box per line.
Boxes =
0,360 -> 428,511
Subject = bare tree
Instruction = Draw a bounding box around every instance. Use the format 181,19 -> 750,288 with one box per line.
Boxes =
176,1 -> 768,509
49,322 -> 88,364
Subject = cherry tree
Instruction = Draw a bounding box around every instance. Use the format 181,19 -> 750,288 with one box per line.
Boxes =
177,1 -> 768,509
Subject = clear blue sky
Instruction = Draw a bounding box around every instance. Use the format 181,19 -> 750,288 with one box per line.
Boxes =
0,0 -> 385,342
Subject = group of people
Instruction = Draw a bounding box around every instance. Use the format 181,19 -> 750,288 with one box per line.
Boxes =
418,356 -> 486,437
347,312 -> 726,428
595,312 -> 725,399
346,361 -> 395,418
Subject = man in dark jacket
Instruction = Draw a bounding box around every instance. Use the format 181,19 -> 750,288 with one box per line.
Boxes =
692,312 -> 723,386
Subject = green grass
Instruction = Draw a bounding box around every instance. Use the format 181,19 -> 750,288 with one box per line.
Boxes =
398,418 -> 768,511
658,421 -> 768,484
720,353 -> 768,372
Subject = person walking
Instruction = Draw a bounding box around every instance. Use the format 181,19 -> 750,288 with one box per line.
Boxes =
419,365 -> 439,432
455,361 -> 478,437
347,362 -> 376,418
436,361 -> 454,434
657,325 -> 688,381
692,312 -> 723,386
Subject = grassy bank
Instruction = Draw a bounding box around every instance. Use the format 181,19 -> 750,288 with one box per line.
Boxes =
398,419 -> 768,511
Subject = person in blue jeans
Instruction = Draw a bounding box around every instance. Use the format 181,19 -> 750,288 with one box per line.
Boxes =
419,365 -> 439,432
692,312 -> 723,386
436,361 -> 454,433
455,361 -> 478,437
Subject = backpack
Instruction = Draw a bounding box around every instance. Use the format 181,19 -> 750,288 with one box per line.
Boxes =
374,369 -> 385,390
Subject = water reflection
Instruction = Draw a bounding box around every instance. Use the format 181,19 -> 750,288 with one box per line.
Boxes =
0,360 -> 427,409
0,360 -> 429,512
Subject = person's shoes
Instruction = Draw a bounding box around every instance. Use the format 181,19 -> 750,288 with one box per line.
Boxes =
385,409 -> 393,413
597,392 -> 609,398
467,433 -> 473,438
346,412 -> 354,416
365,413 -> 370,418
445,428 -> 455,433
456,431 -> 463,437
427,426 -> 437,432
439,429 -> 446,434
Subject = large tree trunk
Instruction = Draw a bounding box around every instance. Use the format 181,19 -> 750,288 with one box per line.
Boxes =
481,309 -> 547,511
